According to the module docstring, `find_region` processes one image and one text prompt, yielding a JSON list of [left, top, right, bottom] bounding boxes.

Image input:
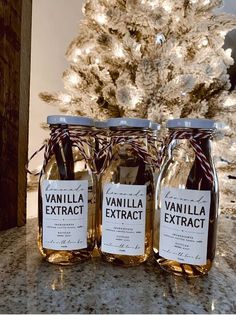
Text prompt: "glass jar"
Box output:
[[153, 119, 219, 277], [38, 115, 96, 265], [98, 118, 155, 266]]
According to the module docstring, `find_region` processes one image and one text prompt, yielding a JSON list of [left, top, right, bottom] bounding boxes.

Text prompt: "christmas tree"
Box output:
[[40, 0, 236, 212]]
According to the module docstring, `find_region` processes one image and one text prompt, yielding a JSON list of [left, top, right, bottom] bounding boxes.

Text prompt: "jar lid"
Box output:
[[167, 118, 216, 129], [107, 117, 151, 129], [94, 120, 108, 129], [47, 115, 94, 126], [214, 121, 227, 130], [150, 122, 161, 131]]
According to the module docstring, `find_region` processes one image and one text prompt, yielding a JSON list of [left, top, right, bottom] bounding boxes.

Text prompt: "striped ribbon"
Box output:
[[26, 126, 96, 175], [160, 130, 215, 184], [96, 130, 157, 174]]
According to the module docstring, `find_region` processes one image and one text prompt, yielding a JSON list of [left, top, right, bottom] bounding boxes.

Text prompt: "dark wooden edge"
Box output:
[[17, 0, 32, 227]]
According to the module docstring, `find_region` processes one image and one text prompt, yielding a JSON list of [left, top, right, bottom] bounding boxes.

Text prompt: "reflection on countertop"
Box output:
[[0, 215, 235, 314]]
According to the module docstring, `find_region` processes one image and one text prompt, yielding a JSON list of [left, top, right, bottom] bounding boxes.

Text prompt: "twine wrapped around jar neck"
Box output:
[[159, 129, 215, 184], [27, 126, 96, 175], [27, 127, 162, 176], [96, 129, 158, 174]]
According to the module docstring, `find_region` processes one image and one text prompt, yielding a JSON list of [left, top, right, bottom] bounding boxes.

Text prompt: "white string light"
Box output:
[[175, 46, 183, 59], [141, 0, 159, 8], [114, 43, 125, 58], [163, 0, 172, 13], [71, 45, 94, 63], [72, 48, 82, 63], [59, 94, 72, 104], [69, 73, 81, 85], [225, 48, 232, 59], [129, 86, 143, 109], [223, 93, 236, 107], [219, 30, 227, 38], [95, 13, 107, 25]]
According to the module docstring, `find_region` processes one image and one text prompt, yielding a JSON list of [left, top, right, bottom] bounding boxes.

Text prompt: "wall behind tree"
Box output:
[[28, 0, 83, 218]]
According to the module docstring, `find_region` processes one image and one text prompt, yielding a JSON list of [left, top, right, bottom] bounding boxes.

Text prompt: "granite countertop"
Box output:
[[0, 216, 235, 314]]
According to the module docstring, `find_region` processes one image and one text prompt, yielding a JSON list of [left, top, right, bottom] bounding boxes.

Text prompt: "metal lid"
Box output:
[[214, 121, 227, 130], [47, 115, 94, 126], [150, 122, 161, 131], [167, 118, 217, 129], [107, 117, 151, 129], [94, 120, 108, 129]]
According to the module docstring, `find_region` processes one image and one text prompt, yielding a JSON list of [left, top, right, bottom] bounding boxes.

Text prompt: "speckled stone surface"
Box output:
[[0, 215, 235, 314]]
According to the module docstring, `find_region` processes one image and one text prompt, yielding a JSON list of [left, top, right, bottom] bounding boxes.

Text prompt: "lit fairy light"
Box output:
[[69, 73, 81, 85], [95, 58, 100, 64], [141, 0, 159, 8], [85, 47, 91, 54], [223, 94, 236, 107], [176, 16, 180, 22], [90, 94, 98, 101], [211, 300, 215, 312], [219, 30, 227, 38], [196, 38, 208, 49], [135, 44, 141, 52], [202, 38, 208, 46], [95, 13, 107, 25], [59, 94, 72, 104], [72, 48, 82, 62], [163, 1, 172, 12], [114, 43, 125, 58], [175, 46, 183, 58], [130, 95, 141, 109], [129, 86, 143, 109], [225, 48, 232, 59], [198, 38, 209, 49], [72, 45, 94, 62]]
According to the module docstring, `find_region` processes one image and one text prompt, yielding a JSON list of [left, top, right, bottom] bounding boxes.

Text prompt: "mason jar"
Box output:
[[98, 118, 154, 266], [153, 118, 219, 277], [38, 115, 96, 265]]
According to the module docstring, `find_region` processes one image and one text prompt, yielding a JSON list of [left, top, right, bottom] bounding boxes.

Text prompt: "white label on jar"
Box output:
[[102, 183, 147, 256], [159, 187, 211, 265], [42, 180, 88, 250]]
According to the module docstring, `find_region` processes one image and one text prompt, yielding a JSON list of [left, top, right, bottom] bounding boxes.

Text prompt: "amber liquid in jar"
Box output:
[[98, 126, 154, 266], [38, 124, 96, 265], [153, 129, 219, 277]]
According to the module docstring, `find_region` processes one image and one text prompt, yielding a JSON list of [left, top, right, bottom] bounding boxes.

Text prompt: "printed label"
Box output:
[[102, 183, 147, 256], [159, 187, 211, 265], [42, 180, 88, 250]]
